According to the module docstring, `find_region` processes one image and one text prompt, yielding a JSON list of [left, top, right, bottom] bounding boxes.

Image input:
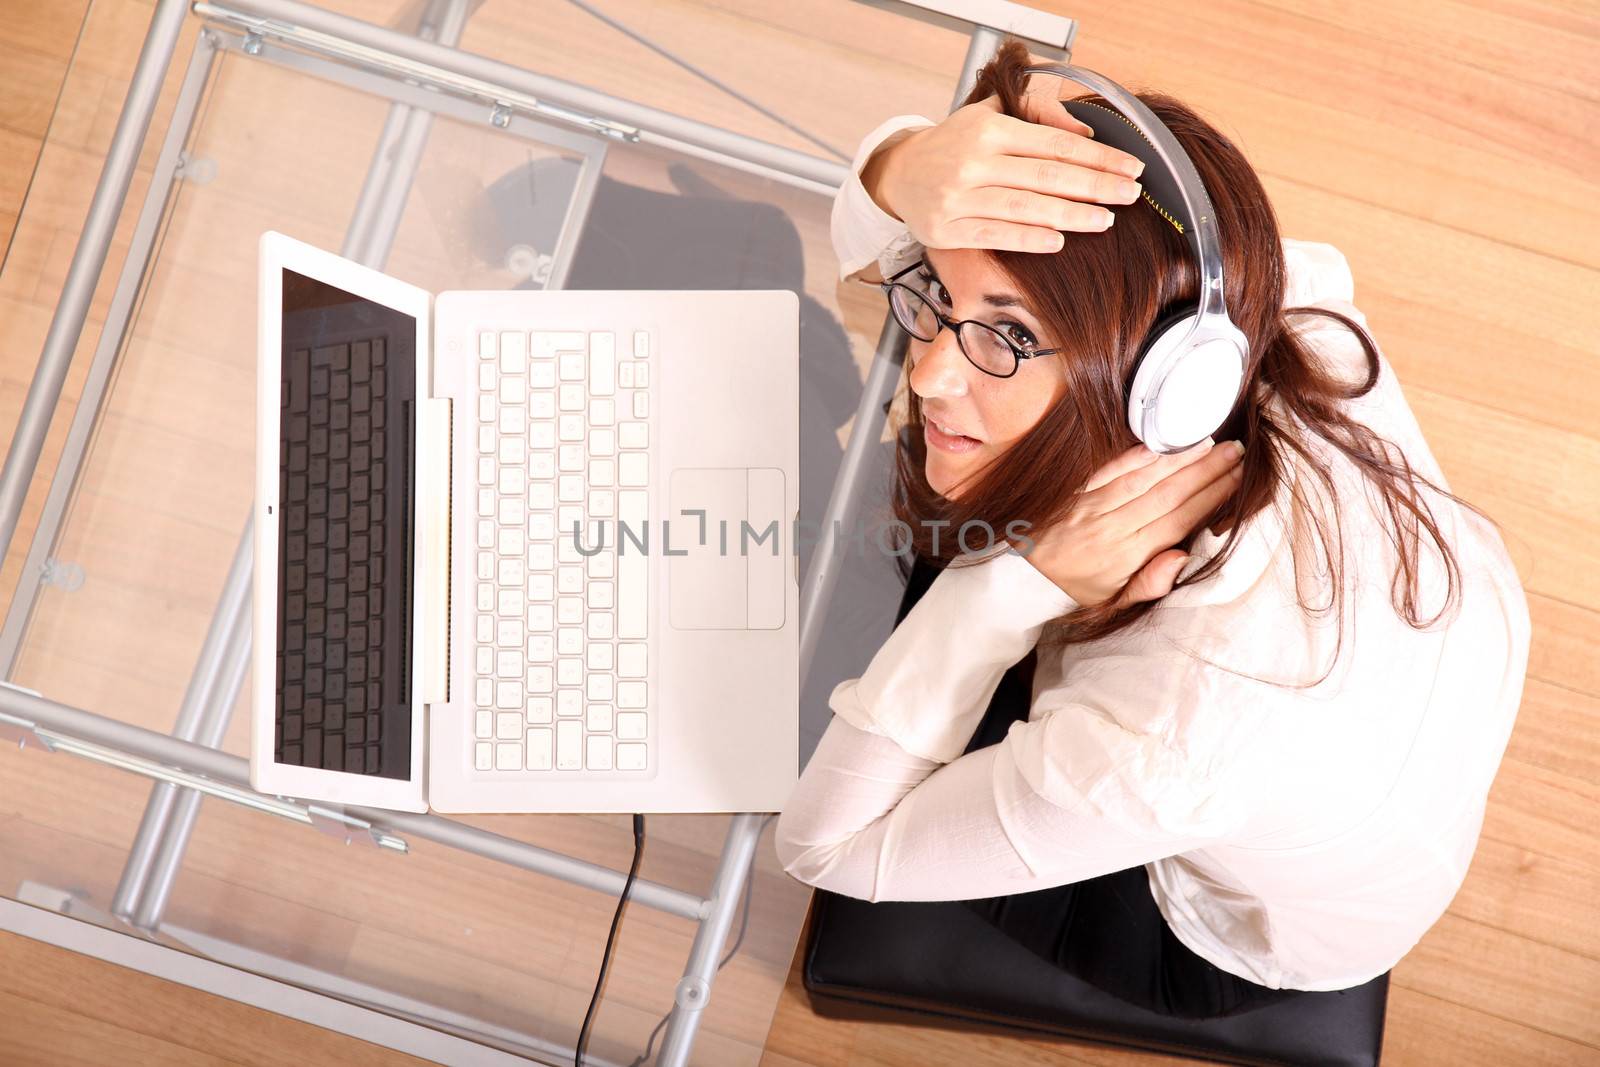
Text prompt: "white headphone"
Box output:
[[1021, 64, 1249, 455]]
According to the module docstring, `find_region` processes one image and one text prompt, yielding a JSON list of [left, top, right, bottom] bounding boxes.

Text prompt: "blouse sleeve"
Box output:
[[773, 550, 1257, 902], [831, 113, 937, 284]]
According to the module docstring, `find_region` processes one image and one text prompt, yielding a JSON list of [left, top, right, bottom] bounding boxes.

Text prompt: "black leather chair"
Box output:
[[799, 556, 1391, 1066]]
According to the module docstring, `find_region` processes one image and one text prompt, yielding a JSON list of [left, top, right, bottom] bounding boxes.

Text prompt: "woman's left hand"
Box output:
[[1016, 439, 1246, 609]]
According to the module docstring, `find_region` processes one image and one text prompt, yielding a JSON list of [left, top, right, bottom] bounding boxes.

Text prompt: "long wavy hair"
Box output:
[[887, 38, 1499, 684]]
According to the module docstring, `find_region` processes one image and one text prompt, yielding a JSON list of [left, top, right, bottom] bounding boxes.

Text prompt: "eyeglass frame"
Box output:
[[878, 259, 1066, 379]]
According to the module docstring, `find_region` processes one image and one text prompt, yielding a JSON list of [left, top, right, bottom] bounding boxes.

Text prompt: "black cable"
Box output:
[[576, 813, 647, 1067], [626, 813, 776, 1067]]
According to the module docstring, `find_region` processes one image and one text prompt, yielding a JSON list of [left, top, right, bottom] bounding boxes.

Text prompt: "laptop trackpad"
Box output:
[[668, 468, 786, 630]]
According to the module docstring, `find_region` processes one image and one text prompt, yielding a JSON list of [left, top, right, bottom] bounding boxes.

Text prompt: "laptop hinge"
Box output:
[[418, 397, 451, 706]]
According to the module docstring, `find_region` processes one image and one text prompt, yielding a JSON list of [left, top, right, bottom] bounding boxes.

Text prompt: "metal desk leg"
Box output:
[[0, 0, 192, 570], [654, 813, 767, 1067]]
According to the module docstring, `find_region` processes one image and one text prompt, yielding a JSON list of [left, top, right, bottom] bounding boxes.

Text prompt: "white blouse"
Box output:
[[773, 115, 1533, 991]]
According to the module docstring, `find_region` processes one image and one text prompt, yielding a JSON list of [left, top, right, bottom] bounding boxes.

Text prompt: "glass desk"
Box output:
[[0, 1, 1074, 1063]]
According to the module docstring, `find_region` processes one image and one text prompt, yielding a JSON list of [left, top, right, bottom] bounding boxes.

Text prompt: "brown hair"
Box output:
[[886, 38, 1499, 684]]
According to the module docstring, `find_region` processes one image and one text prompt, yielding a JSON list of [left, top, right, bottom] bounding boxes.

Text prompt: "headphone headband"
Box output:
[[1021, 64, 1229, 324]]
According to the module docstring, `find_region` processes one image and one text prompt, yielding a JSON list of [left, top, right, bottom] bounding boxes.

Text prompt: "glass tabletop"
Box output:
[[0, 1, 986, 1063]]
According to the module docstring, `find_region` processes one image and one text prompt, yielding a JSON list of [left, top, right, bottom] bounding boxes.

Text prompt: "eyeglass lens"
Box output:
[[889, 284, 1017, 376]]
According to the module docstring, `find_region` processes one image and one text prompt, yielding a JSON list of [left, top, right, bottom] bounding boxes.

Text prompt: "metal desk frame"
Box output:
[[0, 0, 1075, 1063]]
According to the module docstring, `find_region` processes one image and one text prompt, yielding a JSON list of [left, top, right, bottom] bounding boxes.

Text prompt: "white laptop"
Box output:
[[250, 230, 800, 814]]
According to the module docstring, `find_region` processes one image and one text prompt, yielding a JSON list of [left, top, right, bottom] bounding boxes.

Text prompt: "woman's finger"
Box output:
[[981, 153, 1144, 207], [955, 183, 1120, 233], [995, 112, 1145, 179], [1113, 442, 1242, 533], [1136, 459, 1245, 552], [1113, 548, 1191, 609], [936, 217, 1073, 254], [1095, 438, 1217, 505], [1019, 78, 1096, 137], [1082, 442, 1172, 494]]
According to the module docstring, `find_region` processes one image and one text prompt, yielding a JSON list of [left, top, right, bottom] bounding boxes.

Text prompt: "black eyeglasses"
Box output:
[[879, 260, 1065, 378]]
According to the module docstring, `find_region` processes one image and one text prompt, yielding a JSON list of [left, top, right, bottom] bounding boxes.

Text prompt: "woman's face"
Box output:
[[907, 248, 1070, 500]]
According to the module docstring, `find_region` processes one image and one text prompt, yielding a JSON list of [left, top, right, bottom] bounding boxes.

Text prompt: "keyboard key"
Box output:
[[475, 709, 493, 738], [498, 558, 525, 587], [586, 734, 613, 771], [633, 330, 649, 359], [479, 330, 498, 360], [619, 453, 648, 487], [556, 721, 582, 770], [557, 690, 582, 717], [529, 574, 555, 602], [589, 459, 615, 487], [497, 527, 525, 556], [498, 436, 526, 465], [587, 551, 615, 579], [479, 362, 496, 391], [557, 566, 583, 594], [589, 398, 614, 425], [586, 612, 614, 640], [527, 665, 554, 692], [558, 474, 583, 502], [495, 650, 522, 679], [496, 711, 523, 740], [530, 362, 556, 389], [475, 678, 494, 707], [529, 482, 555, 509], [528, 634, 554, 661], [478, 425, 495, 453], [589, 428, 615, 456], [499, 467, 525, 495], [618, 489, 649, 640], [559, 383, 584, 411], [557, 625, 583, 655], [586, 643, 614, 671], [633, 392, 649, 419], [617, 742, 647, 771], [556, 657, 582, 686], [559, 351, 585, 381], [558, 443, 584, 471], [500, 331, 527, 373], [498, 498, 525, 526], [588, 489, 614, 517], [618, 643, 646, 678], [530, 392, 556, 420], [477, 457, 495, 485], [558, 414, 584, 441], [497, 588, 524, 616], [586, 702, 613, 731], [635, 363, 649, 388], [534, 331, 585, 359], [619, 422, 648, 449], [500, 375, 526, 405], [476, 646, 493, 675], [617, 711, 647, 740], [557, 596, 583, 625], [618, 361, 634, 388], [586, 674, 614, 702], [617, 681, 647, 709], [478, 519, 496, 549], [589, 581, 615, 610], [477, 551, 494, 581], [496, 741, 522, 770], [499, 406, 527, 435], [478, 488, 495, 517], [528, 696, 553, 724], [530, 451, 556, 479], [477, 583, 495, 611], [497, 619, 523, 647], [590, 331, 615, 395], [475, 742, 493, 770], [496, 681, 523, 709], [527, 728, 553, 769]]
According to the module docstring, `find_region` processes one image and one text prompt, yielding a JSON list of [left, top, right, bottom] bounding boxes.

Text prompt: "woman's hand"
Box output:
[[865, 72, 1148, 255], [1020, 439, 1247, 609]]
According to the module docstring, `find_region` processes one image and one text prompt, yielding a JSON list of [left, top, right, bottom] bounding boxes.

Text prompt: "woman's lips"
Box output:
[[925, 418, 982, 453]]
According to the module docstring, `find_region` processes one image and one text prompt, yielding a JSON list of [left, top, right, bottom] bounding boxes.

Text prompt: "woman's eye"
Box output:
[[1002, 321, 1039, 351], [919, 273, 950, 308]]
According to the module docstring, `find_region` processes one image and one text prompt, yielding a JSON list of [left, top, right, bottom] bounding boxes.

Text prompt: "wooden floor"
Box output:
[[1, 0, 1597, 1065]]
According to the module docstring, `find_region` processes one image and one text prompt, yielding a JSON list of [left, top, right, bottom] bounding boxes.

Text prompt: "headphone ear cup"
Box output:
[[1125, 306, 1200, 433]]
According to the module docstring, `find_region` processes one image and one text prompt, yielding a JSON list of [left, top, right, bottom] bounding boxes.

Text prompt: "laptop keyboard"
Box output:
[[276, 335, 414, 779], [470, 328, 653, 774]]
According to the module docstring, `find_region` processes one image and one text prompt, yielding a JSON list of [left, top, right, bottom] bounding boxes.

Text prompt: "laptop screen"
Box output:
[[275, 268, 416, 780]]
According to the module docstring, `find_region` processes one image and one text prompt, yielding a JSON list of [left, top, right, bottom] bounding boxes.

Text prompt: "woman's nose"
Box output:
[[907, 329, 970, 400]]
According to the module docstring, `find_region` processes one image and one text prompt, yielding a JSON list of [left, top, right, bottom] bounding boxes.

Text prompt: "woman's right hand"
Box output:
[[865, 74, 1149, 255]]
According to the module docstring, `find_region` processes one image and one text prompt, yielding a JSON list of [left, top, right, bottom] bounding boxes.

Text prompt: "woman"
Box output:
[[774, 40, 1531, 1020]]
